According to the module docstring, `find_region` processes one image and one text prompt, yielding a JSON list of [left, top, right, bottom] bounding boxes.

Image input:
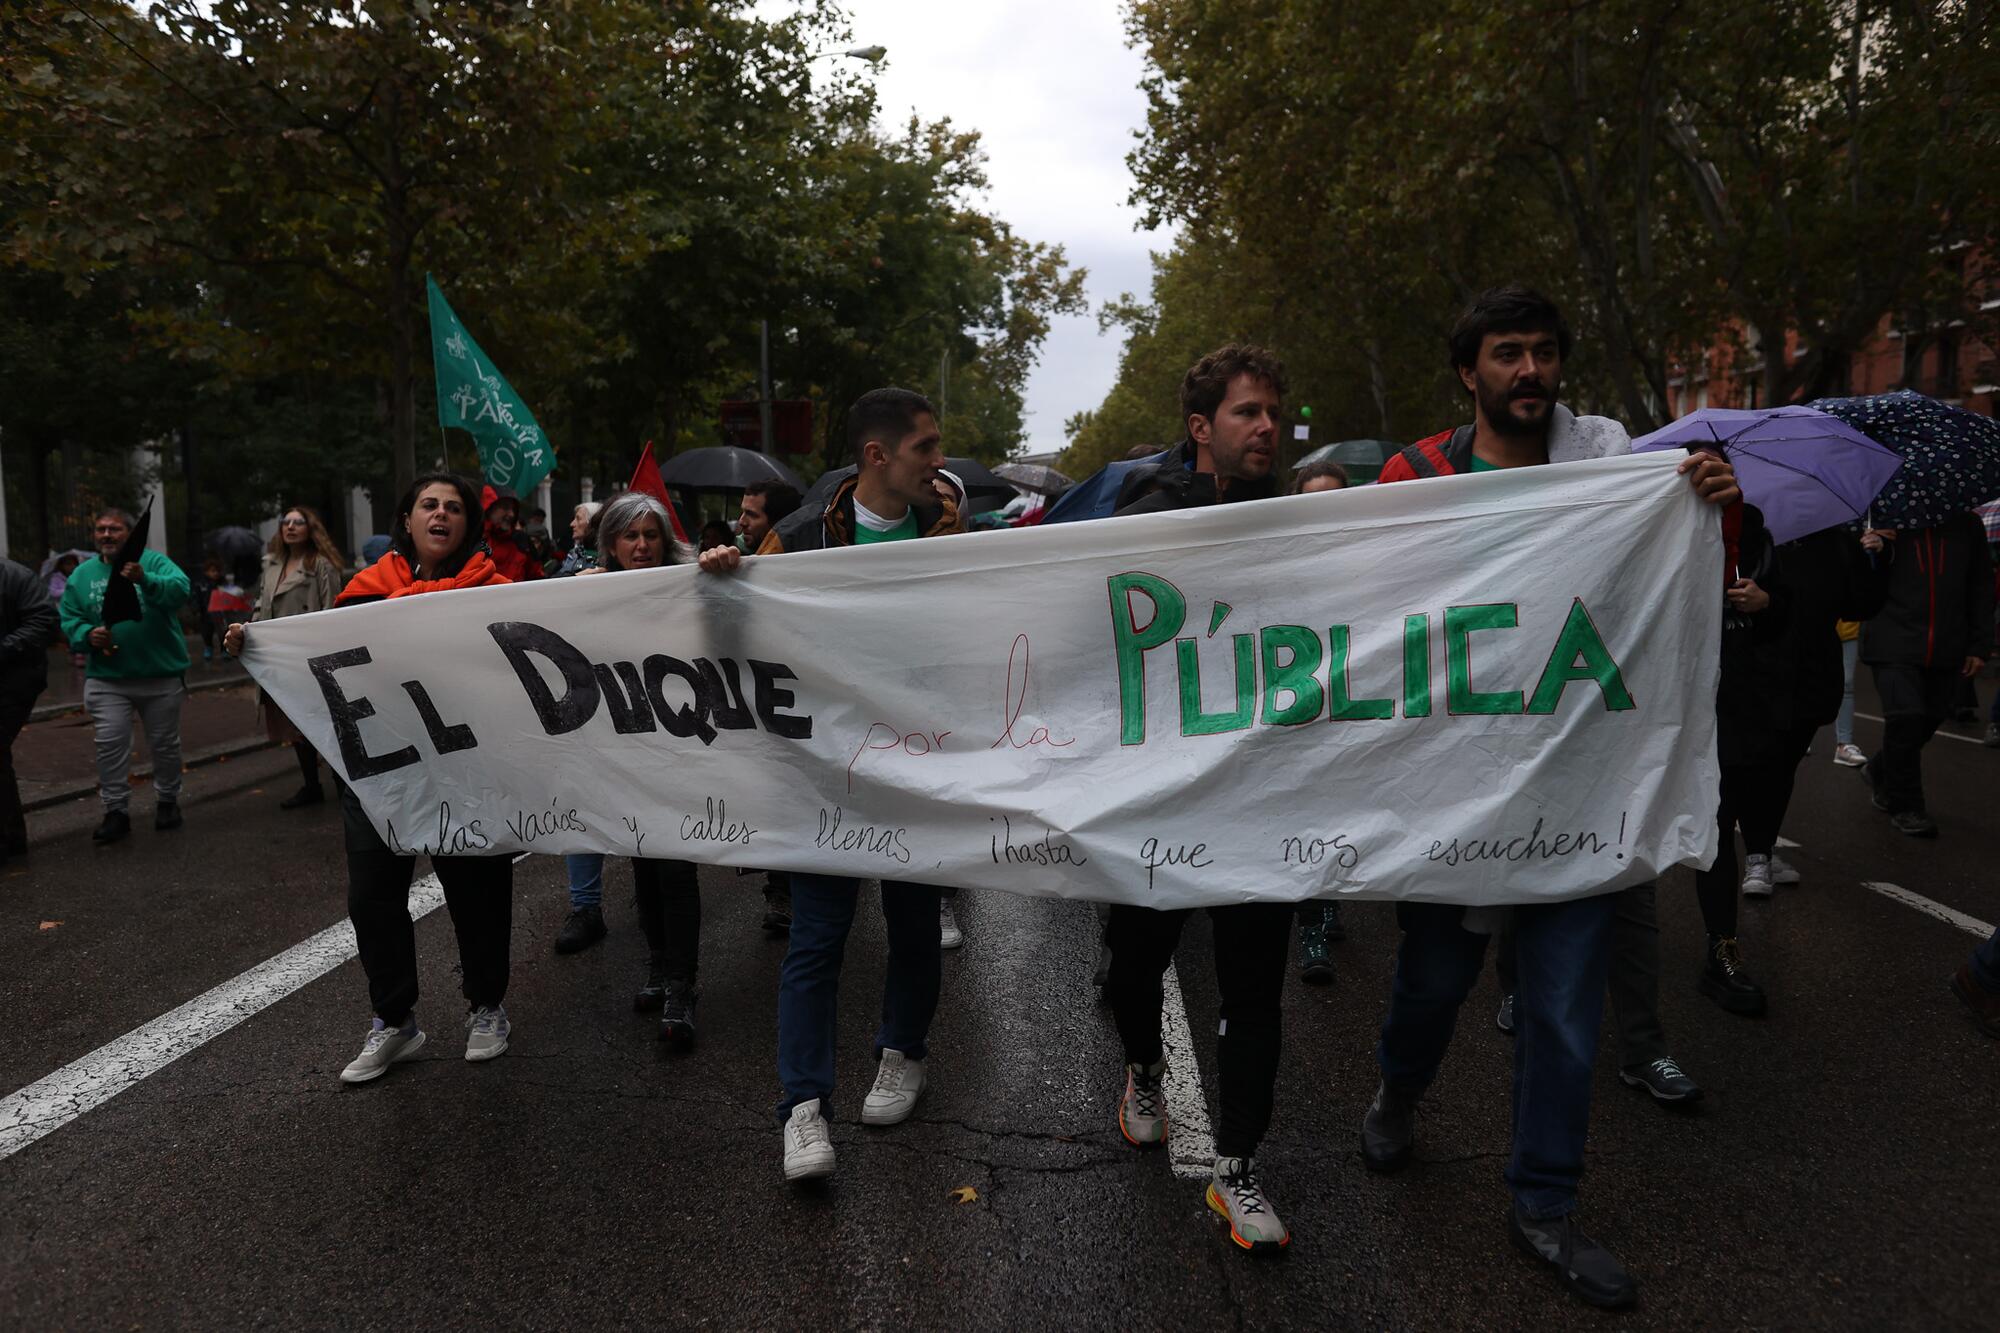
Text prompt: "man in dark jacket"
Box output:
[[0, 557, 55, 863], [1362, 287, 1739, 1310], [1102, 343, 1293, 1255], [1859, 512, 1994, 836], [699, 387, 961, 1187]]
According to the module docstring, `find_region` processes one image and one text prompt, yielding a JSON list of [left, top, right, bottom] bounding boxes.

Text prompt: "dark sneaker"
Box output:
[[1495, 992, 1515, 1035], [1985, 723, 2000, 750], [1093, 943, 1113, 989], [1361, 1081, 1418, 1172], [554, 904, 607, 955], [1950, 964, 2000, 1038], [1890, 810, 1939, 838], [658, 984, 698, 1051], [92, 810, 132, 844], [1323, 900, 1346, 941], [279, 785, 325, 810], [1858, 760, 1889, 812], [1297, 916, 1335, 984], [634, 953, 669, 1013], [1509, 1207, 1638, 1309], [761, 903, 793, 936], [1619, 1056, 1703, 1104], [1698, 936, 1768, 1017], [153, 801, 182, 831], [1206, 1156, 1289, 1253]]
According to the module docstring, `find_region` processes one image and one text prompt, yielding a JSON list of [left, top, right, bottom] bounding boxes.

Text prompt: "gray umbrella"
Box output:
[[993, 462, 1073, 496], [656, 446, 805, 491]]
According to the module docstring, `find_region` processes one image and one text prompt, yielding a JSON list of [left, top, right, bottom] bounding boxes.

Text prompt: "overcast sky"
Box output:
[[806, 0, 1170, 457]]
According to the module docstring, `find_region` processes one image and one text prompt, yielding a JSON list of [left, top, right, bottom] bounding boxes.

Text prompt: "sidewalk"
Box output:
[[32, 638, 251, 721], [16, 679, 276, 813]]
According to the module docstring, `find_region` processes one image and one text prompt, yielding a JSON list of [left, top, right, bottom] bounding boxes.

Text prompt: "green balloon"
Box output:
[[1299, 405, 1313, 419]]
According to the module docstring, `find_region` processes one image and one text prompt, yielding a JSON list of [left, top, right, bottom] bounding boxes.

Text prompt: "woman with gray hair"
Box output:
[[550, 489, 706, 1048], [555, 500, 605, 576]]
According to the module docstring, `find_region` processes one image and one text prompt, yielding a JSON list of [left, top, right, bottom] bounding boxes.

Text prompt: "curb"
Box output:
[[23, 736, 281, 814], [29, 672, 251, 724]]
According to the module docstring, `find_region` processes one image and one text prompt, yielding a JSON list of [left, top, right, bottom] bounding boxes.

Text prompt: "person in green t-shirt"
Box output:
[[56, 507, 192, 844]]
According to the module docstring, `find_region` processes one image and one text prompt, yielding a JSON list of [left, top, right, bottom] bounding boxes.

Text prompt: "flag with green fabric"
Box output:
[[426, 274, 555, 494]]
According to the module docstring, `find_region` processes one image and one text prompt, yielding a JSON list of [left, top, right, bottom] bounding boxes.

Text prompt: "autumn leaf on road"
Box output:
[[39, 921, 63, 930], [949, 1186, 978, 1204]]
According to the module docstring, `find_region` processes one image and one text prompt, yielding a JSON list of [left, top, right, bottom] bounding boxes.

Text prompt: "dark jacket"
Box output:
[[0, 557, 55, 693], [1858, 513, 1995, 670], [759, 473, 962, 554], [1112, 438, 1281, 516]]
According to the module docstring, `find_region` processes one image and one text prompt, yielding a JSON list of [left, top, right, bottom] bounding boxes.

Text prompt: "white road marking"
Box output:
[[1852, 712, 1988, 746], [1860, 882, 1994, 940], [1158, 961, 1217, 1180], [1775, 836, 1802, 849], [0, 871, 456, 1162]]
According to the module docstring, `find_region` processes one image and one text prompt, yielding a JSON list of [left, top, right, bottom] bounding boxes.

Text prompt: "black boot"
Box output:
[[1510, 1207, 1637, 1309], [634, 952, 669, 1012], [1361, 1081, 1419, 1172], [153, 800, 182, 831], [659, 982, 698, 1050], [279, 785, 325, 810], [93, 809, 132, 844], [1698, 935, 1767, 1016], [554, 904, 607, 956]]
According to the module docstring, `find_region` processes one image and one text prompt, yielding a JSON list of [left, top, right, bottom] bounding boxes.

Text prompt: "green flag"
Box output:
[[426, 274, 555, 494]]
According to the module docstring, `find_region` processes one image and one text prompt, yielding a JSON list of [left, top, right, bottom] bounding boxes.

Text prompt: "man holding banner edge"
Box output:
[[1365, 286, 1739, 1309]]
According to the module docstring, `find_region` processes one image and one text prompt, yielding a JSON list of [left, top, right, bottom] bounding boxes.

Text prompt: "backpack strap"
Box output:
[[1384, 429, 1459, 484]]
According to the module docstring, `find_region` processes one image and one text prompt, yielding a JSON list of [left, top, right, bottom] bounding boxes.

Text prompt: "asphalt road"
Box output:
[[3, 693, 1996, 1329]]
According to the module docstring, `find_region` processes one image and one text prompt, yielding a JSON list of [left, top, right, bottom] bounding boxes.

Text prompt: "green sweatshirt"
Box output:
[[57, 550, 192, 680]]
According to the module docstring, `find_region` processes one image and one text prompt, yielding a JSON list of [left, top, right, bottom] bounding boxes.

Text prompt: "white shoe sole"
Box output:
[[1741, 883, 1774, 899], [340, 1029, 426, 1084], [861, 1092, 921, 1126], [940, 930, 963, 950], [783, 1150, 836, 1182]]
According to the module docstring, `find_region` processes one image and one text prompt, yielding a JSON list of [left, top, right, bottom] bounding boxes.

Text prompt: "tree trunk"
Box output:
[[384, 85, 417, 499]]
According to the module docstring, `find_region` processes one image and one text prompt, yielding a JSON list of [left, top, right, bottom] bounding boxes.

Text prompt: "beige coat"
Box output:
[[252, 552, 343, 624]]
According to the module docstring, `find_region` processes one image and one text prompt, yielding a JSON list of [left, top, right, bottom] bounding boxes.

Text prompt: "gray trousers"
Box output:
[[1497, 881, 1666, 1069], [83, 676, 185, 812]]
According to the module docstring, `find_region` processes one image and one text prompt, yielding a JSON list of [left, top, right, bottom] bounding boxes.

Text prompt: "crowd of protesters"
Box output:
[[5, 285, 1997, 1311]]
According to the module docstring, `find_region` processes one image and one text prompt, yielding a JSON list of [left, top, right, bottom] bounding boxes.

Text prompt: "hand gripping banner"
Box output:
[[240, 454, 1721, 908]]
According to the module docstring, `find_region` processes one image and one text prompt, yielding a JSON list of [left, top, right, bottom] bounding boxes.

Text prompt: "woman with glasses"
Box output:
[[252, 505, 346, 808]]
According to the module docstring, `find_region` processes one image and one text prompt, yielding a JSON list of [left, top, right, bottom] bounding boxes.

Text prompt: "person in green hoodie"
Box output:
[[57, 507, 191, 844]]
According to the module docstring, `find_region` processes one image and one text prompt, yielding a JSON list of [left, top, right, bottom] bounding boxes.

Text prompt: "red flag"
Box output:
[[630, 441, 691, 543]]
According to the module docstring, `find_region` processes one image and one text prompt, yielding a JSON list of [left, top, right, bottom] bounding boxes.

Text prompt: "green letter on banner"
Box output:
[[1527, 599, 1636, 713], [1178, 635, 1256, 735], [1260, 625, 1324, 725], [1108, 573, 1187, 744], [1445, 605, 1525, 714], [1327, 625, 1394, 721], [1402, 614, 1433, 718]]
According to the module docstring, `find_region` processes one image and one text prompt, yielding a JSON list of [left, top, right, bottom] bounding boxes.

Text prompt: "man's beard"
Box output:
[[1478, 381, 1555, 442]]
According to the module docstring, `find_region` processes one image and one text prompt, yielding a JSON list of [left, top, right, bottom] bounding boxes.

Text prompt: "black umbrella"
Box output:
[[656, 446, 804, 492], [100, 502, 153, 627], [204, 525, 263, 562], [993, 461, 1073, 496]]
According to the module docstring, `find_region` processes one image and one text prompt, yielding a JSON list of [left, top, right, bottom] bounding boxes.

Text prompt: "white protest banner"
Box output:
[[240, 453, 1721, 908]]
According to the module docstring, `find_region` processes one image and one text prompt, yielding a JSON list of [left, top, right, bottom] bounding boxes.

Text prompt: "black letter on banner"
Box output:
[[643, 654, 718, 746], [697, 658, 755, 731], [594, 661, 658, 733], [400, 680, 478, 754], [309, 647, 420, 779], [750, 660, 813, 739], [488, 622, 600, 734]]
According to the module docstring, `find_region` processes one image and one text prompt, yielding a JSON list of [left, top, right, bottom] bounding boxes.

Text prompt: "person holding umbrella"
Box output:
[[57, 507, 192, 845]]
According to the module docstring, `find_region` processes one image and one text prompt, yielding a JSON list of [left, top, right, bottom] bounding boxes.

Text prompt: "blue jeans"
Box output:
[[1377, 893, 1617, 1220], [775, 875, 942, 1122], [566, 853, 603, 909], [1971, 927, 2000, 993], [1836, 638, 1858, 745]]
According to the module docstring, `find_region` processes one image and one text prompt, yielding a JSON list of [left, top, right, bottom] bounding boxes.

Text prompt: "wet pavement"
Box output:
[[2, 690, 1996, 1328]]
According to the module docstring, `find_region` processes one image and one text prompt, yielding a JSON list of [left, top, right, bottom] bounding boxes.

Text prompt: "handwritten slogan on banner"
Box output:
[[239, 454, 1722, 909]]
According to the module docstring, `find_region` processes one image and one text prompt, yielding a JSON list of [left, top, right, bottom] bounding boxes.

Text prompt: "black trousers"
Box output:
[[634, 857, 701, 985], [1694, 726, 1816, 937], [0, 680, 41, 851], [340, 782, 512, 1026], [1106, 901, 1292, 1158], [1871, 663, 1958, 814]]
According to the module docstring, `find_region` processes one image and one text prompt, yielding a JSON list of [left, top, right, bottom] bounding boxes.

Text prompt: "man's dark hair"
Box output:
[[1290, 461, 1350, 494], [1123, 443, 1168, 462], [1180, 344, 1287, 430], [847, 387, 937, 466], [743, 479, 803, 524], [527, 507, 546, 522], [1448, 286, 1572, 372]]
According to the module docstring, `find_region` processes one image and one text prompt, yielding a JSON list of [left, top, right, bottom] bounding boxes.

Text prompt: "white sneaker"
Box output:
[[1741, 854, 1774, 899], [1207, 1156, 1289, 1252], [1833, 743, 1867, 767], [939, 900, 963, 950], [861, 1048, 926, 1125], [340, 1019, 425, 1084], [464, 1004, 510, 1062], [1767, 853, 1801, 885], [783, 1099, 836, 1181], [1119, 1059, 1169, 1148]]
